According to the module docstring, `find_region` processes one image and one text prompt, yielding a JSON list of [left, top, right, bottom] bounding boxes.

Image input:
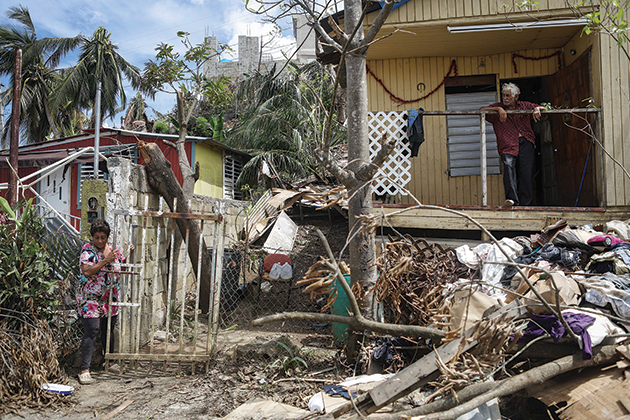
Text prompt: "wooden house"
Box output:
[[0, 129, 249, 233], [324, 0, 630, 234]]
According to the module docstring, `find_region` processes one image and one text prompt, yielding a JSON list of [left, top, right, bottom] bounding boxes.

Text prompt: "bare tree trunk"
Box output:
[[138, 140, 214, 312], [168, 90, 197, 302], [345, 0, 378, 319]]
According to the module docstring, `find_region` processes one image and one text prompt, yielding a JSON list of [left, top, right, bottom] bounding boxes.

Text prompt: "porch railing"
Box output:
[[420, 108, 601, 206]]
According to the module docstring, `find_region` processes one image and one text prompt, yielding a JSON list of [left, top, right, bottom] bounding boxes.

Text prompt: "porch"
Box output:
[[375, 203, 630, 236]]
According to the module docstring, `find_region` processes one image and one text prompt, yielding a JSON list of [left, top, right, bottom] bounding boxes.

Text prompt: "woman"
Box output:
[[77, 218, 133, 385]]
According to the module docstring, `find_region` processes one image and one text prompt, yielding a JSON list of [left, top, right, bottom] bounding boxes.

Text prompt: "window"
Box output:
[[445, 76, 501, 177], [223, 154, 244, 200]]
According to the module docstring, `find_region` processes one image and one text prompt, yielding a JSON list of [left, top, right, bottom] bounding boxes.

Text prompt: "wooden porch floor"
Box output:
[[374, 204, 630, 233]]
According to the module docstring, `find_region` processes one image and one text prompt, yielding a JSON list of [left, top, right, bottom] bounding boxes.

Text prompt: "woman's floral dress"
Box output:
[[77, 242, 125, 318]]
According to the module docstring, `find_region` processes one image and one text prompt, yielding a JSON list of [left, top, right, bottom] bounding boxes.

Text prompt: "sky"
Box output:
[[0, 0, 299, 130]]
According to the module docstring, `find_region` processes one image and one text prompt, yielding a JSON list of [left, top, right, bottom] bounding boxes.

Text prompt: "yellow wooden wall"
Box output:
[[367, 48, 567, 206], [599, 34, 630, 206], [367, 0, 579, 25], [193, 143, 224, 198]]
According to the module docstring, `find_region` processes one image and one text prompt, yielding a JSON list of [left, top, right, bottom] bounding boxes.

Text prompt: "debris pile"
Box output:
[[290, 218, 630, 419], [0, 313, 72, 415], [360, 218, 630, 418], [374, 235, 475, 327]]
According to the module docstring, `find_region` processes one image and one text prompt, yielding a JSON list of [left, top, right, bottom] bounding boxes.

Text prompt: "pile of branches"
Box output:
[[374, 235, 476, 326], [0, 310, 74, 415]]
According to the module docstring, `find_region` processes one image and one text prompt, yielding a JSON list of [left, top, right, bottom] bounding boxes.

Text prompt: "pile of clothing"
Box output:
[[453, 218, 630, 357]]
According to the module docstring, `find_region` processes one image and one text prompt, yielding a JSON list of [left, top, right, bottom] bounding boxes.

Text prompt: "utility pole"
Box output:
[[93, 79, 101, 179], [7, 48, 22, 207], [0, 82, 5, 146]]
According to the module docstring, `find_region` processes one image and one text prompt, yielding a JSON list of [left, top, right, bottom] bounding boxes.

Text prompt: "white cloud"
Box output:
[[0, 0, 306, 127]]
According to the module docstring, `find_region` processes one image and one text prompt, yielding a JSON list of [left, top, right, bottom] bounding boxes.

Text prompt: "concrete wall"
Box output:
[[105, 157, 250, 351]]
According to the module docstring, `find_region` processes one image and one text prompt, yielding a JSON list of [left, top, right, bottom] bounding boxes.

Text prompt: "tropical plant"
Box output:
[[0, 197, 53, 322], [227, 61, 347, 189], [0, 5, 80, 144], [55, 26, 141, 128], [140, 31, 232, 197], [572, 0, 630, 60], [123, 91, 152, 130], [141, 33, 231, 142]]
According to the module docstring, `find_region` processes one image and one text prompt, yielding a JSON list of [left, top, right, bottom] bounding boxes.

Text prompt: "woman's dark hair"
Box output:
[[90, 218, 111, 237]]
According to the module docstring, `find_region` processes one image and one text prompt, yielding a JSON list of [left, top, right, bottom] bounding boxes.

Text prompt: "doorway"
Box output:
[[544, 48, 596, 207]]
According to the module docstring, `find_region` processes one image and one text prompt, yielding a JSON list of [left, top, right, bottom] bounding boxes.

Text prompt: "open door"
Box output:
[[545, 49, 597, 207]]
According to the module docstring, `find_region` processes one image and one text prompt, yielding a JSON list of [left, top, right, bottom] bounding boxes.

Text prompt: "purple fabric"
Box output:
[[522, 312, 596, 359]]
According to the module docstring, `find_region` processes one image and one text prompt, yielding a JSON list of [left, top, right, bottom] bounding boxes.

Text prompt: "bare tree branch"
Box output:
[[362, 0, 397, 47], [314, 147, 357, 186], [353, 133, 396, 181], [252, 311, 445, 340]]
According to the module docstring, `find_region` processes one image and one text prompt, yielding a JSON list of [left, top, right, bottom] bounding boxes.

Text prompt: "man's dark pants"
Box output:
[[500, 136, 534, 206]]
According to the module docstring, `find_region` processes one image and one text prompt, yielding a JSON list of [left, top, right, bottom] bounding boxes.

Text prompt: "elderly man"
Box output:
[[480, 83, 545, 207]]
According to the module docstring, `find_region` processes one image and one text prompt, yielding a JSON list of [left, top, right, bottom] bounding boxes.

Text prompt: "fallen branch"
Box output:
[[374, 380, 498, 420], [251, 312, 444, 340], [252, 228, 445, 340], [401, 344, 620, 420]]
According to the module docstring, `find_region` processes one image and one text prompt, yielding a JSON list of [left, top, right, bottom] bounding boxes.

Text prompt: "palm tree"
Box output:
[[122, 92, 149, 130], [228, 62, 346, 188], [0, 5, 80, 144], [55, 26, 141, 128]]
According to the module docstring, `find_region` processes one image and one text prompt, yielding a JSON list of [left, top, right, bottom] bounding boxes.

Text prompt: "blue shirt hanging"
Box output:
[[407, 108, 425, 158]]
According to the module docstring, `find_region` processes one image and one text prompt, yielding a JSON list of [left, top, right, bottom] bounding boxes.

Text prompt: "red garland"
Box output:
[[512, 51, 562, 74], [366, 59, 458, 106]]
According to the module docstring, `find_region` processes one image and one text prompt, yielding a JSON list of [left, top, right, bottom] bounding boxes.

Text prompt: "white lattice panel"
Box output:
[[368, 111, 411, 196]]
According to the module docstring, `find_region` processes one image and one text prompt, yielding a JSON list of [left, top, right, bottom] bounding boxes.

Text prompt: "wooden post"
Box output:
[[7, 48, 22, 207]]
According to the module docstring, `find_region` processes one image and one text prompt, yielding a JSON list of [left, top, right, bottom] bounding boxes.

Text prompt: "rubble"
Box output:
[[286, 218, 630, 419]]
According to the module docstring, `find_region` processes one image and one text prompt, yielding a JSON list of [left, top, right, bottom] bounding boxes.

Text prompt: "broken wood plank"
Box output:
[[616, 344, 630, 360], [96, 399, 134, 420], [329, 336, 476, 418], [370, 337, 476, 408]]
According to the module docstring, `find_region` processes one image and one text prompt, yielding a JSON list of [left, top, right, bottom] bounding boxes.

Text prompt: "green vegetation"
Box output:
[[0, 197, 53, 321], [227, 61, 347, 189], [267, 341, 308, 375]]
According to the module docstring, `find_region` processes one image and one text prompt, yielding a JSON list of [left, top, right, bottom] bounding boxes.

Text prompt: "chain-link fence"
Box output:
[[215, 212, 350, 334]]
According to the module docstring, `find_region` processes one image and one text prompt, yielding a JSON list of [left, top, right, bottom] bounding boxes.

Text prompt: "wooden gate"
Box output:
[[104, 195, 225, 374]]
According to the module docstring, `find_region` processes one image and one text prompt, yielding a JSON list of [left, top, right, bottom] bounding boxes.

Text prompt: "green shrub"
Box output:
[[0, 198, 55, 322]]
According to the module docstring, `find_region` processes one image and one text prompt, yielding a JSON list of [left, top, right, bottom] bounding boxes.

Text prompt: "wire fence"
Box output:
[[216, 245, 331, 332]]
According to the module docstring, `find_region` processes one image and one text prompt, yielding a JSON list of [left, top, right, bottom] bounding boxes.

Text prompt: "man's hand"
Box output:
[[532, 106, 545, 122], [498, 107, 507, 122]]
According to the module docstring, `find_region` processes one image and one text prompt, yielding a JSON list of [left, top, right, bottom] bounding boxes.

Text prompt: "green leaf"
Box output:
[[0, 196, 16, 220]]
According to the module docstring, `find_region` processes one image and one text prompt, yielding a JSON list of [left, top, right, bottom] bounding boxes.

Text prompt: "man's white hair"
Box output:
[[502, 82, 520, 96]]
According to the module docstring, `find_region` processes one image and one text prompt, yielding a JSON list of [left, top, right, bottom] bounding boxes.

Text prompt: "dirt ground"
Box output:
[[2, 213, 357, 420], [2, 329, 345, 420]]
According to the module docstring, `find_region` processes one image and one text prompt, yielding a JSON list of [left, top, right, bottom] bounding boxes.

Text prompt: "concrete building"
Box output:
[[204, 15, 316, 81]]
